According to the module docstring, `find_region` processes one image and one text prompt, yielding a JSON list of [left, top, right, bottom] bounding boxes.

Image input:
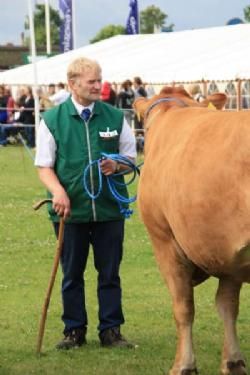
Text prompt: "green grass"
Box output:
[[0, 146, 249, 375]]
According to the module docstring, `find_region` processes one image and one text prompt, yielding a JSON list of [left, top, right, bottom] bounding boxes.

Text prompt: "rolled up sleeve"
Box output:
[[34, 119, 56, 167], [119, 118, 137, 159]]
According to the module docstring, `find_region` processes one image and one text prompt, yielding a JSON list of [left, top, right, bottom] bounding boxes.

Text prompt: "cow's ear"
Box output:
[[201, 93, 227, 110], [160, 86, 174, 95]]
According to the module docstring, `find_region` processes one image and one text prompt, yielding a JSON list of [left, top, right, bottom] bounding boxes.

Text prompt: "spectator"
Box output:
[[133, 77, 147, 130], [133, 76, 147, 99], [117, 80, 135, 126], [136, 131, 144, 154], [145, 83, 155, 98], [5, 86, 15, 123], [0, 85, 8, 124], [16, 86, 27, 107], [48, 83, 56, 96], [38, 88, 54, 112], [0, 85, 8, 146], [189, 84, 205, 102], [18, 86, 35, 148], [1, 87, 19, 144], [100, 81, 117, 106], [49, 82, 70, 105]]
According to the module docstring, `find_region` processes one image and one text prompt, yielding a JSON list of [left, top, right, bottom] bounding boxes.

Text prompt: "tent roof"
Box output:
[[0, 23, 250, 85]]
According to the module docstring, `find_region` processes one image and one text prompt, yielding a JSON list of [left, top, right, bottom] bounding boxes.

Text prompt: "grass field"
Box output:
[[0, 145, 249, 375]]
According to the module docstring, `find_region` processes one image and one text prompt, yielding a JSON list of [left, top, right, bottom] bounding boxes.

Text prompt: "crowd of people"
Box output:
[[0, 77, 154, 151], [0, 82, 70, 147]]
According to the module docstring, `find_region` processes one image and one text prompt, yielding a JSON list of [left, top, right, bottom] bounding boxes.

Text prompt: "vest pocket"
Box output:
[[99, 137, 119, 153]]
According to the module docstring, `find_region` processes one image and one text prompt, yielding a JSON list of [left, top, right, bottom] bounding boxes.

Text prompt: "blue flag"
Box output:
[[59, 0, 73, 52], [126, 0, 139, 34]]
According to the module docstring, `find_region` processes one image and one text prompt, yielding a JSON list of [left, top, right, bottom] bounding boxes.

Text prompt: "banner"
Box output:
[[59, 0, 73, 52], [126, 0, 139, 34]]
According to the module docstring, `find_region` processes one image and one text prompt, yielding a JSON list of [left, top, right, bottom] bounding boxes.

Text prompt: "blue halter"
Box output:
[[145, 97, 188, 118]]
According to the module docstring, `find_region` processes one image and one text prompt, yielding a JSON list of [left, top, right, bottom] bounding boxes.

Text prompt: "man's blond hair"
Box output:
[[67, 57, 101, 81]]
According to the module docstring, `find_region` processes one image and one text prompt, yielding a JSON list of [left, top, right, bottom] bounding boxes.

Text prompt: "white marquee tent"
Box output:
[[0, 23, 250, 86]]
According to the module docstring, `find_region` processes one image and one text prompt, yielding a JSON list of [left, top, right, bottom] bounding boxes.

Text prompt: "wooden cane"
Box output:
[[34, 199, 65, 354]]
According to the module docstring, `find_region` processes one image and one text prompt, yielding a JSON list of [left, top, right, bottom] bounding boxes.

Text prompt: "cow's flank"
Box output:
[[134, 86, 249, 375]]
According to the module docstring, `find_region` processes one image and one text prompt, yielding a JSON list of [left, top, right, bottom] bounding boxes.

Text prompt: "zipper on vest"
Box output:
[[84, 118, 97, 221]]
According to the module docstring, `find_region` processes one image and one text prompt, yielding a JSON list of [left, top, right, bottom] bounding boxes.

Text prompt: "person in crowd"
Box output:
[[49, 82, 70, 105], [145, 83, 155, 98], [38, 88, 54, 112], [189, 84, 206, 102], [100, 81, 117, 106], [18, 86, 35, 148], [116, 80, 135, 126], [0, 85, 8, 146], [133, 76, 147, 99], [0, 85, 8, 124], [0, 86, 20, 144], [48, 83, 56, 96], [5, 86, 15, 123], [16, 86, 27, 107], [35, 56, 136, 350], [136, 131, 145, 153], [133, 77, 147, 131]]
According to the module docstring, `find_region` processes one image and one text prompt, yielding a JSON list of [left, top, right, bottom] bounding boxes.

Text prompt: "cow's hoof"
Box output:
[[169, 367, 198, 375], [181, 369, 198, 375], [221, 360, 247, 375]]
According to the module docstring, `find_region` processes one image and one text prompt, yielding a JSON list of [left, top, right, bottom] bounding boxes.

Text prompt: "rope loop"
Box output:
[[83, 153, 141, 218]]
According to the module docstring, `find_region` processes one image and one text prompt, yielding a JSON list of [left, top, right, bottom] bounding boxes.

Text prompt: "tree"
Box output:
[[24, 4, 61, 48], [90, 25, 126, 44], [244, 5, 250, 22], [89, 5, 173, 44], [140, 5, 174, 34]]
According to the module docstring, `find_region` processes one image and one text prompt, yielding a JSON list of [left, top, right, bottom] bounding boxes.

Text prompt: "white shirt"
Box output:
[[49, 89, 70, 105], [35, 97, 137, 167]]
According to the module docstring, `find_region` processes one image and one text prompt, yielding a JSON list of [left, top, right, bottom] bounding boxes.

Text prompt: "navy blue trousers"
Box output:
[[53, 220, 125, 334]]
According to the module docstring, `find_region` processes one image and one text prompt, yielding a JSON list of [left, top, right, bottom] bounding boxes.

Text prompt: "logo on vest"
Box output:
[[99, 127, 118, 139]]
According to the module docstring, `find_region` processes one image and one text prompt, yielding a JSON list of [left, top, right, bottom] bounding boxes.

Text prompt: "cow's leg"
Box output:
[[215, 278, 247, 375], [151, 233, 197, 375]]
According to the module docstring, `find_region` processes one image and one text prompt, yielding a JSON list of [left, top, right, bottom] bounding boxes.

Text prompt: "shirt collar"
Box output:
[[71, 96, 95, 116]]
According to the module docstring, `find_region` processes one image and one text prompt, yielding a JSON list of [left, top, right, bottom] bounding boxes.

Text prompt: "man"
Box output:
[[49, 82, 70, 105], [48, 83, 56, 96], [35, 57, 136, 350]]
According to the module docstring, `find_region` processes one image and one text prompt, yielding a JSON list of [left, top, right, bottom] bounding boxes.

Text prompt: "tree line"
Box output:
[[24, 4, 250, 48]]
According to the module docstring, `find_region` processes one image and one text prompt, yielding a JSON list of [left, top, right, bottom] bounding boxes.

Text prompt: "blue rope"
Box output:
[[83, 152, 140, 218]]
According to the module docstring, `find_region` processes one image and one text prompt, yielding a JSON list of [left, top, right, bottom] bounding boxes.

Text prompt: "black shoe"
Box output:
[[99, 327, 134, 348], [56, 327, 87, 350]]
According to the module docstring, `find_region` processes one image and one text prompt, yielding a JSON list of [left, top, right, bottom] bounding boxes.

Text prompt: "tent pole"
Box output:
[[237, 79, 242, 111]]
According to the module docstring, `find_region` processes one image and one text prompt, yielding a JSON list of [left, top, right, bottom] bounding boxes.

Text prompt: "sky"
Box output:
[[0, 0, 249, 48]]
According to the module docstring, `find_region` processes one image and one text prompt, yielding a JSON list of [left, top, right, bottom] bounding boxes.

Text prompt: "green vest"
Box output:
[[42, 97, 128, 223]]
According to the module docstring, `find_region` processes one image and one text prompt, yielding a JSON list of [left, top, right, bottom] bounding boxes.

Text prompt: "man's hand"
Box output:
[[100, 158, 117, 176], [52, 189, 71, 219], [37, 167, 71, 220]]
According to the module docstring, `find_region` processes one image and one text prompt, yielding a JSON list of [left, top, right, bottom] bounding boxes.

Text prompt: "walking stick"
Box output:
[[33, 199, 65, 354]]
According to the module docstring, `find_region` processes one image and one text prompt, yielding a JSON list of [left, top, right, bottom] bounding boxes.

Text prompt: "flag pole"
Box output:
[[45, 0, 51, 54], [72, 0, 76, 48], [137, 0, 140, 34], [27, 0, 40, 145]]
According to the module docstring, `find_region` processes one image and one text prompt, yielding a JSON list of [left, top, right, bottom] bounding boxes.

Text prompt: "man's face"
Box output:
[[70, 67, 102, 105], [48, 86, 55, 95]]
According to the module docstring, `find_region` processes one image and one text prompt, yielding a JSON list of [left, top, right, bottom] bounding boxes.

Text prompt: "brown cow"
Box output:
[[133, 86, 250, 375]]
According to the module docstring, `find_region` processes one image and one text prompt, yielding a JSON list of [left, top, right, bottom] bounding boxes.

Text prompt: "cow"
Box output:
[[133, 86, 250, 375]]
